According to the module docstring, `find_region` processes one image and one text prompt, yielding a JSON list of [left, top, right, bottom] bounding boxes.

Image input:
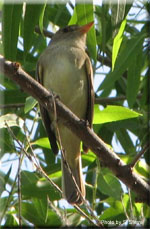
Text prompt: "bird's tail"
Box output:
[[62, 155, 85, 205]]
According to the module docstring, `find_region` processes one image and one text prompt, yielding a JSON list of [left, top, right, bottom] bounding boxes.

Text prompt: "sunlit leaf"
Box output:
[[135, 161, 150, 179], [24, 96, 37, 113], [82, 151, 96, 164], [69, 7, 77, 25], [39, 2, 47, 36], [93, 105, 142, 124], [0, 114, 24, 129], [112, 18, 127, 70], [100, 32, 145, 90], [32, 137, 50, 149]]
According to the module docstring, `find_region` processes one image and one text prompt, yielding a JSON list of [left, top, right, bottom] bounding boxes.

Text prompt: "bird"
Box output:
[[36, 21, 94, 205]]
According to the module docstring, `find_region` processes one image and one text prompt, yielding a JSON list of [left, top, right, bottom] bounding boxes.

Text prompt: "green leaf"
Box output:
[[100, 206, 125, 224], [39, 2, 47, 36], [93, 105, 142, 124], [97, 173, 123, 200], [135, 160, 150, 179], [127, 48, 142, 108], [23, 4, 44, 56], [4, 165, 12, 184], [0, 128, 14, 157], [115, 129, 135, 154], [76, 3, 97, 61], [143, 204, 150, 218], [112, 18, 127, 70], [0, 197, 9, 219], [0, 171, 6, 196], [2, 90, 27, 104], [0, 114, 24, 129], [111, 0, 126, 36], [24, 96, 37, 113], [21, 198, 60, 226], [67, 212, 81, 226], [4, 214, 18, 226], [2, 4, 23, 60], [98, 4, 111, 53], [21, 171, 61, 201], [32, 137, 50, 149], [68, 7, 77, 25], [46, 4, 71, 27], [32, 198, 47, 223], [82, 151, 96, 165], [100, 32, 145, 90], [21, 201, 62, 226]]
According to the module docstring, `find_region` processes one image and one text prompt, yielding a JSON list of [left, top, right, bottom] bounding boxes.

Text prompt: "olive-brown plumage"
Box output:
[[37, 22, 94, 205]]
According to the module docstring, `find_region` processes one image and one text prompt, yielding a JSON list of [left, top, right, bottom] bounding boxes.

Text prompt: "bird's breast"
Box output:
[[41, 47, 88, 118]]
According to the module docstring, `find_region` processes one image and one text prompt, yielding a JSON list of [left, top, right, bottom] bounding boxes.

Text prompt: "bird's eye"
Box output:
[[63, 27, 69, 33]]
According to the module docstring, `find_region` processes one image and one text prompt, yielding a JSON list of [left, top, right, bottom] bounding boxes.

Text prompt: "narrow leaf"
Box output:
[[93, 105, 142, 124], [68, 7, 77, 25], [24, 96, 37, 113], [2, 4, 22, 60], [32, 137, 50, 149], [112, 18, 127, 70], [39, 2, 47, 36], [100, 32, 145, 90], [23, 4, 44, 56], [127, 45, 143, 108], [111, 0, 126, 36], [76, 3, 97, 61], [115, 129, 135, 154]]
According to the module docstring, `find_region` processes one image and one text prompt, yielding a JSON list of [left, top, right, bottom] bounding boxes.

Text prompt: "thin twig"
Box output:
[[6, 121, 102, 227], [0, 173, 18, 225], [97, 54, 112, 67], [74, 204, 99, 226], [18, 152, 22, 227], [121, 194, 130, 221], [95, 93, 142, 105], [129, 144, 149, 168], [6, 121, 62, 194], [47, 197, 65, 225], [0, 103, 25, 109], [49, 94, 103, 227], [0, 125, 20, 224]]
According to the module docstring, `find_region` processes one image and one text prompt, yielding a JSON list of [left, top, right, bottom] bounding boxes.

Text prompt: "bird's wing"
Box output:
[[36, 62, 59, 155], [83, 57, 95, 153]]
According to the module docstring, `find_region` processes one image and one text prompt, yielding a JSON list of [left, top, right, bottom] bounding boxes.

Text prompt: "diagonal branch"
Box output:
[[0, 55, 150, 206]]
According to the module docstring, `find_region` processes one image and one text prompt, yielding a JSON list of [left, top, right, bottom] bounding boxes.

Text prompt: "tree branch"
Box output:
[[95, 94, 142, 105], [0, 55, 150, 205], [0, 103, 24, 109]]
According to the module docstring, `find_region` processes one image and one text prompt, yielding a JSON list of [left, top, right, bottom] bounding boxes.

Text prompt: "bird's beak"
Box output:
[[79, 21, 94, 34]]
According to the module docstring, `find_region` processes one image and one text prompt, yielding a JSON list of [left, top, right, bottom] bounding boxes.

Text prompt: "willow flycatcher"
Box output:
[[37, 21, 94, 205]]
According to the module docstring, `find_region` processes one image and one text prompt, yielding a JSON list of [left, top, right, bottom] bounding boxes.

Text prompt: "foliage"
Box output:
[[0, 0, 150, 227]]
